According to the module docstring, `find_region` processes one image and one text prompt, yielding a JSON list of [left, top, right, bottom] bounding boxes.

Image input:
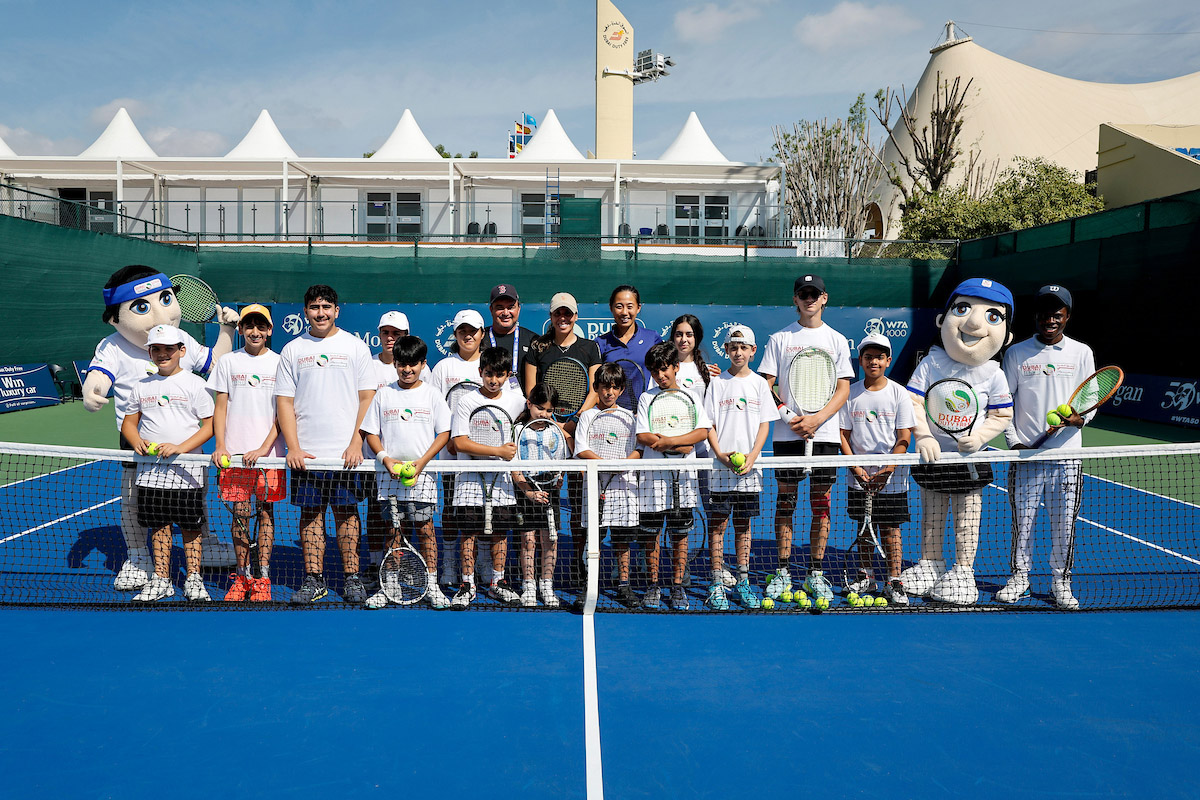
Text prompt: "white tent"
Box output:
[[0, 133, 16, 157], [516, 109, 585, 161], [373, 109, 441, 159], [225, 109, 298, 159], [78, 107, 157, 158], [659, 112, 728, 162]]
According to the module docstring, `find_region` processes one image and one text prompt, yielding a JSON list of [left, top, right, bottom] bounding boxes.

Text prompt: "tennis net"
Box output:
[[0, 441, 1197, 611]]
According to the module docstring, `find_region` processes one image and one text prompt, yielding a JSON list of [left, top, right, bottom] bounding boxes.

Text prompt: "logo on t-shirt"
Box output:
[[867, 410, 880, 422], [157, 394, 170, 406], [317, 354, 330, 367], [681, 376, 696, 389], [247, 374, 261, 386], [1043, 363, 1057, 376], [297, 353, 349, 371], [735, 397, 746, 410], [400, 408, 413, 421]]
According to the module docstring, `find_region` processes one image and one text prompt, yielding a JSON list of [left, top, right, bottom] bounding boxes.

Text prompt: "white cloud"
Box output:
[[145, 126, 226, 156], [0, 123, 82, 156], [675, 1, 773, 44], [89, 98, 151, 127], [795, 2, 920, 52]]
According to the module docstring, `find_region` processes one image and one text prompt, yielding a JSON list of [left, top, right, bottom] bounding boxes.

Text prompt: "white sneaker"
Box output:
[[520, 580, 538, 607], [133, 574, 174, 602], [719, 568, 737, 588], [1052, 576, 1079, 610], [200, 534, 236, 568], [899, 559, 946, 598], [365, 590, 390, 609], [538, 579, 560, 608], [183, 572, 211, 601], [884, 579, 909, 607], [426, 583, 451, 610], [996, 571, 1031, 604], [845, 570, 875, 595], [114, 560, 149, 591], [930, 564, 978, 606], [765, 569, 792, 599]]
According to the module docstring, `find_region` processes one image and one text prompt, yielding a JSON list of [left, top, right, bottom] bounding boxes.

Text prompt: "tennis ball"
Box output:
[[762, 597, 774, 610], [1046, 411, 1062, 426], [846, 591, 860, 604], [1057, 403, 1073, 418], [730, 452, 746, 470], [390, 462, 404, 475], [796, 590, 808, 603], [399, 462, 418, 480], [798, 595, 811, 608], [815, 596, 830, 611], [874, 596, 888, 608], [146, 442, 160, 456], [401, 476, 417, 488], [781, 590, 793, 602], [218, 454, 231, 469], [860, 594, 873, 606]]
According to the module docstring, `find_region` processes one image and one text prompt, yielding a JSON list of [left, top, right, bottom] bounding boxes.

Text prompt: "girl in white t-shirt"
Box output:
[[669, 314, 714, 403]]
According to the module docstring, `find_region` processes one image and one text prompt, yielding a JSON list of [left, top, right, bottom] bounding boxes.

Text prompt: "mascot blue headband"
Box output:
[[946, 277, 1013, 309], [102, 273, 173, 307]]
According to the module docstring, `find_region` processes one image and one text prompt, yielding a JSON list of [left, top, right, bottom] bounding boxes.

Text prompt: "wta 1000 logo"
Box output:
[[864, 317, 909, 339]]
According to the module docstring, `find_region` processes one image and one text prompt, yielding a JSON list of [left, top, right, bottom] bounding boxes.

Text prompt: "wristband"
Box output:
[[375, 450, 389, 461]]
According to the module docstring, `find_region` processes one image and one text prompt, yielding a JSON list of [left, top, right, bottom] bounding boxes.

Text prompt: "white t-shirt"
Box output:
[[907, 346, 1013, 452], [275, 329, 375, 459], [362, 357, 432, 457], [450, 389, 527, 507], [1002, 335, 1096, 449], [758, 321, 855, 444], [704, 370, 777, 493], [206, 348, 283, 457], [360, 381, 451, 504], [838, 378, 915, 493], [90, 330, 212, 429], [676, 361, 709, 403], [575, 406, 639, 528], [635, 386, 712, 512], [120, 371, 214, 490]]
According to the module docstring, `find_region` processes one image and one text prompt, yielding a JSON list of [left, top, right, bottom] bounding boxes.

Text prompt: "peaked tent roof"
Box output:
[[515, 109, 584, 161], [373, 109, 441, 159], [659, 112, 728, 162], [0, 132, 16, 157], [225, 109, 298, 159], [78, 107, 158, 158]]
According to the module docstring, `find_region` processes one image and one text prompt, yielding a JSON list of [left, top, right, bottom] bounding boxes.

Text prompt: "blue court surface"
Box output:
[[2, 607, 1197, 798]]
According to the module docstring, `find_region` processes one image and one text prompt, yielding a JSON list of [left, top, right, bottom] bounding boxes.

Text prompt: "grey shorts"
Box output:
[[386, 498, 435, 526]]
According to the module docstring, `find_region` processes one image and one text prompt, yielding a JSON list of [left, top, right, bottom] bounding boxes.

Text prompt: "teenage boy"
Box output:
[[276, 285, 376, 604], [838, 333, 916, 605], [703, 326, 775, 610], [208, 304, 285, 601], [120, 324, 215, 602], [758, 274, 854, 602], [484, 284, 537, 394]]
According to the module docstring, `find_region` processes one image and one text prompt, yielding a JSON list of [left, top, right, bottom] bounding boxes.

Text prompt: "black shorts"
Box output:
[[706, 491, 761, 519], [847, 489, 911, 526], [912, 462, 993, 495], [774, 440, 839, 485], [137, 487, 206, 530], [455, 505, 517, 535], [119, 432, 136, 470], [640, 509, 695, 536], [608, 526, 641, 545], [515, 494, 562, 531], [563, 472, 583, 523], [290, 470, 367, 509]]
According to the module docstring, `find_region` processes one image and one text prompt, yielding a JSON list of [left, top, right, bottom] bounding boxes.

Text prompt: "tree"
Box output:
[[435, 145, 479, 159]]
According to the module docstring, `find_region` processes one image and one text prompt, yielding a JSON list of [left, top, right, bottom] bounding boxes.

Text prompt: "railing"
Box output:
[[0, 183, 194, 245]]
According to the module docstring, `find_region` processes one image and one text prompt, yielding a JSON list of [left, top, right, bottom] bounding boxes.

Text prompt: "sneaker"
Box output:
[[615, 584, 638, 608], [930, 564, 978, 606], [114, 559, 149, 591], [290, 574, 328, 605], [132, 574, 174, 602], [342, 573, 367, 604], [639, 587, 662, 610], [845, 570, 875, 595], [426, 583, 451, 610], [706, 583, 730, 611], [183, 572, 211, 602], [364, 590, 390, 609], [884, 579, 908, 607], [899, 558, 946, 598], [803, 570, 834, 603], [249, 576, 272, 602], [450, 582, 475, 610], [539, 579, 560, 608], [996, 571, 1031, 604], [668, 584, 689, 611], [765, 569, 792, 599], [1052, 576, 1079, 610], [520, 580, 538, 608], [487, 579, 521, 605], [734, 578, 762, 609], [225, 573, 251, 602]]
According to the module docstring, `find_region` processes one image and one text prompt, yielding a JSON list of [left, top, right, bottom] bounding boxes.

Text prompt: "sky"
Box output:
[[2, 0, 1200, 162]]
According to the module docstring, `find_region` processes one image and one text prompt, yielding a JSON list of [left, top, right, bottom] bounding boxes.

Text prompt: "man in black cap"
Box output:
[[485, 284, 537, 395]]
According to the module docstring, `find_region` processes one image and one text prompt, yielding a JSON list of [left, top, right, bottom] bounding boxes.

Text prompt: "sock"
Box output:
[[260, 565, 270, 580], [711, 569, 722, 585], [464, 574, 475, 588], [426, 571, 438, 588], [738, 565, 749, 581], [237, 566, 249, 578]]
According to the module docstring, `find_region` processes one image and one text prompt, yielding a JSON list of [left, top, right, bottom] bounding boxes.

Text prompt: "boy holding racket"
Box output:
[[838, 333, 916, 606], [998, 285, 1094, 609], [208, 304, 286, 602], [120, 324, 215, 602], [758, 274, 854, 603], [361, 335, 453, 609], [450, 346, 526, 609], [704, 326, 775, 610], [635, 342, 713, 610]]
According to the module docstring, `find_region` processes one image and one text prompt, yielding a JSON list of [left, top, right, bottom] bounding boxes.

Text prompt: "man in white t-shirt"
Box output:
[[276, 285, 377, 605], [757, 274, 854, 603], [997, 284, 1095, 610]]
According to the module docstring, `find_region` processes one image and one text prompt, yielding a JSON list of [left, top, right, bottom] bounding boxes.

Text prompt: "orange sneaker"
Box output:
[[225, 573, 251, 601], [249, 576, 273, 602]]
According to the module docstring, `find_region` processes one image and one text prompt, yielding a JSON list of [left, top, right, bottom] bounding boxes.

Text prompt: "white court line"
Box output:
[[1, 460, 94, 490], [1084, 471, 1200, 511], [582, 613, 605, 800], [0, 496, 120, 544]]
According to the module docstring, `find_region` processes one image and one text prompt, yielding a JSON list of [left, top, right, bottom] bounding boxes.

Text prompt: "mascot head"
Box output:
[[101, 265, 182, 347], [935, 277, 1014, 367]]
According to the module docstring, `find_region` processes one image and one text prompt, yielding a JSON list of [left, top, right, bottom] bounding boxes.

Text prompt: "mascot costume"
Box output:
[[901, 278, 1014, 605], [83, 265, 241, 590]]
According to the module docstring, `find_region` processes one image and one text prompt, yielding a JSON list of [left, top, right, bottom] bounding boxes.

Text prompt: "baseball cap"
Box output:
[[452, 309, 485, 330], [947, 277, 1014, 309], [723, 325, 757, 346], [378, 311, 410, 330], [1036, 284, 1073, 311], [239, 303, 272, 325], [857, 333, 892, 354], [145, 324, 186, 348], [550, 292, 578, 314], [490, 284, 520, 304], [794, 274, 826, 294]]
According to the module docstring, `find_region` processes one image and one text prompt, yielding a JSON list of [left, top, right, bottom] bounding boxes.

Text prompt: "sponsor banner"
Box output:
[[0, 363, 61, 413], [1103, 372, 1200, 429]]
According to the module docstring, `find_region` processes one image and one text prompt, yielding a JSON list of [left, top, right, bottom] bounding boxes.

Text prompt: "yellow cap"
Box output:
[[239, 304, 273, 325]]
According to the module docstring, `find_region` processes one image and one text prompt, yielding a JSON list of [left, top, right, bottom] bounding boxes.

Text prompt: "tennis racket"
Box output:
[[925, 378, 982, 481], [785, 347, 837, 474], [544, 357, 590, 421], [379, 536, 429, 606], [170, 274, 220, 324], [445, 379, 481, 411], [219, 461, 268, 580], [588, 407, 636, 513], [516, 419, 569, 542], [648, 389, 698, 509], [467, 404, 515, 537], [1029, 366, 1124, 448], [610, 358, 647, 413], [856, 475, 886, 563]]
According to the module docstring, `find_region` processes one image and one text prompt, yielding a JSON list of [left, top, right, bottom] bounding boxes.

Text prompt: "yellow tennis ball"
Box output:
[[815, 597, 830, 611], [1057, 404, 1072, 418], [390, 462, 404, 475], [860, 594, 874, 606], [781, 590, 793, 602], [401, 476, 417, 488], [146, 442, 159, 456], [846, 591, 860, 605], [798, 595, 811, 607], [1046, 411, 1062, 426], [218, 454, 231, 469], [730, 452, 746, 470], [399, 462, 418, 479], [874, 596, 888, 608], [762, 598, 774, 610]]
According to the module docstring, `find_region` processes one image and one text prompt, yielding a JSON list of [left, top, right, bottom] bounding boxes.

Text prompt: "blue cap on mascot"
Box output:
[[946, 277, 1013, 309]]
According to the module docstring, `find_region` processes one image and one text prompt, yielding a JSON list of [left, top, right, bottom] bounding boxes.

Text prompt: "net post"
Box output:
[[584, 461, 601, 615]]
